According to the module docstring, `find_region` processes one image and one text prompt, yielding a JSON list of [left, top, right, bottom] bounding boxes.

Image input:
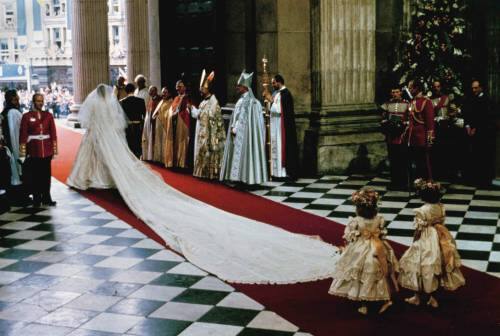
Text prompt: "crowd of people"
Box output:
[[0, 70, 299, 211], [380, 78, 496, 189], [110, 71, 298, 187], [0, 86, 73, 118]]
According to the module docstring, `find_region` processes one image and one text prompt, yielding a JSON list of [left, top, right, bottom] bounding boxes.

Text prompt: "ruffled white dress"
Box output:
[[399, 203, 465, 293], [66, 85, 340, 285], [329, 215, 399, 301]]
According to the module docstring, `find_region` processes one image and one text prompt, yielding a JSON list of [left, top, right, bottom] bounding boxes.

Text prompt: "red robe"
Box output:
[[19, 111, 57, 158]]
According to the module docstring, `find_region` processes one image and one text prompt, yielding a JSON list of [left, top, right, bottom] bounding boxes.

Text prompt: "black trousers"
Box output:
[[126, 124, 143, 158], [409, 146, 432, 181], [433, 125, 465, 181], [387, 144, 408, 187], [24, 157, 53, 203], [465, 131, 496, 187]]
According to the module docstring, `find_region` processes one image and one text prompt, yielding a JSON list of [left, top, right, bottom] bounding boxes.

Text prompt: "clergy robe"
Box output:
[[220, 91, 268, 185], [1, 107, 22, 185], [153, 97, 173, 163], [141, 96, 161, 161], [191, 94, 226, 179], [164, 94, 191, 168], [269, 87, 299, 180]]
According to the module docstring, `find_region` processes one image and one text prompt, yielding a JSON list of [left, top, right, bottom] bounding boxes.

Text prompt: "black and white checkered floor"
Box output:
[[0, 180, 311, 336], [248, 174, 500, 278]]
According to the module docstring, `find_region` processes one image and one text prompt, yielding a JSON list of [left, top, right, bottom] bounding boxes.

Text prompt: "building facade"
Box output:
[[0, 0, 126, 90]]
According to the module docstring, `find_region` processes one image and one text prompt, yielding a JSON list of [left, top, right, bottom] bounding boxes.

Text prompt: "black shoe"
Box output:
[[42, 200, 57, 206]]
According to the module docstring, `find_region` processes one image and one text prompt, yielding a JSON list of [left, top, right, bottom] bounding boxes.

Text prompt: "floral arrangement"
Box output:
[[392, 0, 470, 97], [414, 178, 442, 192], [351, 188, 379, 208]]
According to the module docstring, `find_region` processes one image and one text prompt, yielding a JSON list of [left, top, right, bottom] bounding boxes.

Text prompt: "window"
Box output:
[[0, 39, 8, 51], [112, 0, 120, 14], [5, 4, 15, 26], [0, 39, 9, 62], [53, 0, 61, 16], [62, 1, 66, 14], [13, 38, 18, 50], [45, 4, 50, 16], [112, 26, 120, 45], [54, 28, 62, 48]]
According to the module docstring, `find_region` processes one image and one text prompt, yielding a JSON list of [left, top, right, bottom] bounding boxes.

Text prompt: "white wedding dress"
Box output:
[[67, 84, 339, 284]]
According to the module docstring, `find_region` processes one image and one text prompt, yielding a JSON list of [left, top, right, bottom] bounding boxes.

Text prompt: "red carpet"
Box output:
[[53, 125, 500, 336]]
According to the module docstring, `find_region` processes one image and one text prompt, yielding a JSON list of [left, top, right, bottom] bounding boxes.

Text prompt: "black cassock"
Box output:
[[279, 88, 299, 180]]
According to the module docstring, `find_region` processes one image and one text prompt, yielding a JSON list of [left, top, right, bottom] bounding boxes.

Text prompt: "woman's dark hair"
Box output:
[[355, 204, 378, 219], [2, 90, 18, 113]]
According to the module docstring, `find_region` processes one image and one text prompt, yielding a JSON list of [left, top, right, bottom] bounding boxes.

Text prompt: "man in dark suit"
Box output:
[[462, 79, 496, 187], [120, 83, 146, 158]]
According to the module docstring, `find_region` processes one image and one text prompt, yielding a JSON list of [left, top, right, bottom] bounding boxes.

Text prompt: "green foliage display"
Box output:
[[393, 0, 470, 97]]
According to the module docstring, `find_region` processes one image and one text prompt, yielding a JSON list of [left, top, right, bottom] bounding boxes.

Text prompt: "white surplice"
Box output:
[[270, 89, 287, 178]]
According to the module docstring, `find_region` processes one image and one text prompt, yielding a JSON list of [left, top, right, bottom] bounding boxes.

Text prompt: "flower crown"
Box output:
[[351, 188, 379, 208], [414, 178, 443, 193]]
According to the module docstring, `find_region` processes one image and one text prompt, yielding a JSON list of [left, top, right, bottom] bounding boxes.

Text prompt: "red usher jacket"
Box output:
[[19, 110, 58, 158]]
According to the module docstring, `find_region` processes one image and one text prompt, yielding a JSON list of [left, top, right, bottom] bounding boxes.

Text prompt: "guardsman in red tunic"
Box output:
[[19, 93, 58, 206], [380, 86, 410, 190], [407, 80, 435, 181]]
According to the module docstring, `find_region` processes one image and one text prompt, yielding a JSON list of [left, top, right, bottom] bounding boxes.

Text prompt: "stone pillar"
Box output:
[[254, 0, 311, 164], [225, 0, 255, 104], [312, 0, 376, 111], [68, 0, 109, 127], [148, 0, 161, 88], [487, 8, 500, 181], [306, 0, 384, 174], [125, 0, 149, 83]]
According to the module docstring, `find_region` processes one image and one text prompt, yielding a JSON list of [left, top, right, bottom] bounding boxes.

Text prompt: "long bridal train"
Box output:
[[67, 84, 339, 284]]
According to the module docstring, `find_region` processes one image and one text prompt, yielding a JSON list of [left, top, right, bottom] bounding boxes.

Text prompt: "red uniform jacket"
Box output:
[[19, 111, 57, 158], [380, 99, 410, 145], [408, 95, 435, 147]]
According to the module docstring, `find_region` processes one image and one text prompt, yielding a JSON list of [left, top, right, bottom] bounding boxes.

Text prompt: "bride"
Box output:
[[67, 84, 339, 284]]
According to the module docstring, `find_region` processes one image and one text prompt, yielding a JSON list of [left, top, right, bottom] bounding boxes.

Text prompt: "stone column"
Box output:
[[125, 0, 149, 84], [148, 0, 161, 88], [254, 0, 311, 164], [312, 0, 376, 112], [487, 9, 500, 181], [307, 0, 384, 174], [68, 0, 109, 126]]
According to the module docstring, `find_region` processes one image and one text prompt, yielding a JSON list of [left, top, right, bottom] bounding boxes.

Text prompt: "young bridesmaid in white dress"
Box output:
[[329, 187, 399, 315], [399, 179, 465, 308]]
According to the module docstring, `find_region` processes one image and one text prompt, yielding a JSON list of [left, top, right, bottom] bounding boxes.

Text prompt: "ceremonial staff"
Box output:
[[261, 56, 272, 179]]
